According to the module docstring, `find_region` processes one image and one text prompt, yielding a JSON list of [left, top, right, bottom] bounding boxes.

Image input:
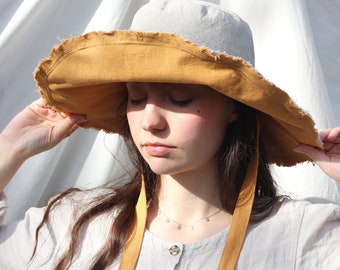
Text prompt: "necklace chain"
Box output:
[[157, 207, 222, 230]]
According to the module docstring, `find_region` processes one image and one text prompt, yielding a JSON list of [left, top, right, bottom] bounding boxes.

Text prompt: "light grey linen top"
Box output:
[[0, 190, 339, 269]]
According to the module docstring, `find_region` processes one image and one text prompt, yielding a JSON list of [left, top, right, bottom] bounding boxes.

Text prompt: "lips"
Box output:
[[143, 142, 175, 156]]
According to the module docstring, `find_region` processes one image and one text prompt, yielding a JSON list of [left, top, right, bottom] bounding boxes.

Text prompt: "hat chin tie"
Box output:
[[118, 175, 147, 270], [217, 119, 259, 269], [119, 120, 260, 270]]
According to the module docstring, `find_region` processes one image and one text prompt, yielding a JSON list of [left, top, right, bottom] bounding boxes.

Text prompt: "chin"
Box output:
[[148, 163, 183, 176]]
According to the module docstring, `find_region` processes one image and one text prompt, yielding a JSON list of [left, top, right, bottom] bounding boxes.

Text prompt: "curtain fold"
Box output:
[[1, 0, 339, 223]]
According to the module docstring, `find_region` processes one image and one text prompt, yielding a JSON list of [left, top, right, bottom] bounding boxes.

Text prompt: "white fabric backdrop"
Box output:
[[0, 0, 339, 223]]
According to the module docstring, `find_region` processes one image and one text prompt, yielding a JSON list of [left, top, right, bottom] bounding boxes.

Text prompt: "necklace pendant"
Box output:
[[176, 225, 182, 230]]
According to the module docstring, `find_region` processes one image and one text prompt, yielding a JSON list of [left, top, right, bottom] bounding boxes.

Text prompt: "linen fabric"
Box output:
[[0, 191, 339, 269], [130, 0, 255, 65]]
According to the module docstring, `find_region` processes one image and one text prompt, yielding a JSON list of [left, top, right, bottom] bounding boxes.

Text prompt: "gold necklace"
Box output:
[[157, 207, 222, 230]]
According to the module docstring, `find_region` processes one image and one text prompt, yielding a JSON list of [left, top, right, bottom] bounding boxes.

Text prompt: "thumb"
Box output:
[[293, 144, 325, 163], [52, 114, 86, 141]]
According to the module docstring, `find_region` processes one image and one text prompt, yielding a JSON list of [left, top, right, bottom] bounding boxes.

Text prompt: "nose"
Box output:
[[141, 103, 167, 132]]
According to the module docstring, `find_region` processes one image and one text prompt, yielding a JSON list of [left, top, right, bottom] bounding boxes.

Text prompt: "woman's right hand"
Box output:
[[0, 98, 86, 159], [0, 98, 86, 192]]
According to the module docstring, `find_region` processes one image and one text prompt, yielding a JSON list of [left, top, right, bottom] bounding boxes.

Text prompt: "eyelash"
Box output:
[[129, 98, 193, 107], [171, 99, 193, 107], [130, 98, 146, 106]]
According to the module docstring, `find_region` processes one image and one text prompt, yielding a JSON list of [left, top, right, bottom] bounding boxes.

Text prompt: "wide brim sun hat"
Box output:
[[34, 0, 322, 269]]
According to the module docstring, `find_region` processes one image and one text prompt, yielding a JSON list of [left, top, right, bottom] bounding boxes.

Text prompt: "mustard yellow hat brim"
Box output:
[[35, 30, 322, 166]]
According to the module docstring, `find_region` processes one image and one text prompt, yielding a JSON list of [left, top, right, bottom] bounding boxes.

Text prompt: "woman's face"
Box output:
[[126, 83, 237, 177]]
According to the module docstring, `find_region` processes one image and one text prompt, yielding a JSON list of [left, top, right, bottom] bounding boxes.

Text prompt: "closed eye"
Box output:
[[171, 99, 193, 107], [129, 98, 147, 106]]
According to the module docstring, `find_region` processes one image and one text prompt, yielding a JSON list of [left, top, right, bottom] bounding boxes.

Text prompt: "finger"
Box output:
[[325, 144, 340, 156], [70, 114, 87, 124], [51, 115, 86, 141], [52, 121, 79, 142], [293, 144, 327, 163], [319, 129, 331, 141], [320, 127, 340, 142], [29, 98, 46, 110], [323, 141, 334, 151], [34, 98, 46, 106], [293, 144, 339, 180]]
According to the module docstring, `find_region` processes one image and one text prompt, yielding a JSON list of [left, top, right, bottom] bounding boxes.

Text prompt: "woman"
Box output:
[[0, 0, 339, 269]]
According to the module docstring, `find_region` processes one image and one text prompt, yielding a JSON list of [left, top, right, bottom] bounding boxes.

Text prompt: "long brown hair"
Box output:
[[31, 101, 281, 269]]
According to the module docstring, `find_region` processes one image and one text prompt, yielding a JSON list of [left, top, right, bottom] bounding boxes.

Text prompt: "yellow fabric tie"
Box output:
[[118, 176, 147, 270], [217, 149, 259, 268], [217, 119, 260, 269]]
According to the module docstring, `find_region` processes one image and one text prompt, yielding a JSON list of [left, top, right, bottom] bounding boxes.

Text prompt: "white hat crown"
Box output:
[[130, 0, 255, 66]]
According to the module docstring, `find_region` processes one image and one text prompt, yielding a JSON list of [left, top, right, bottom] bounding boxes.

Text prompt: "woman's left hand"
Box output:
[[294, 127, 340, 182]]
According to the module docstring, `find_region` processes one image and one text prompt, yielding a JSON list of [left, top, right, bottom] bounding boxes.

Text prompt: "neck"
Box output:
[[147, 163, 232, 243], [157, 172, 221, 219]]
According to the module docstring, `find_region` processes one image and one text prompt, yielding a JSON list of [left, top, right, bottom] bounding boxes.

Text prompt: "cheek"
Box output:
[[178, 115, 226, 148], [188, 108, 230, 147]]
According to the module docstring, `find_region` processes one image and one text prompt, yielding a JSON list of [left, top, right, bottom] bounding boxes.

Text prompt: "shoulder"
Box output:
[[48, 187, 119, 220], [284, 199, 340, 268], [0, 188, 119, 268], [248, 199, 340, 240], [239, 199, 340, 269], [253, 198, 340, 225], [272, 199, 340, 236], [50, 188, 114, 207], [36, 188, 120, 263], [278, 198, 340, 214]]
